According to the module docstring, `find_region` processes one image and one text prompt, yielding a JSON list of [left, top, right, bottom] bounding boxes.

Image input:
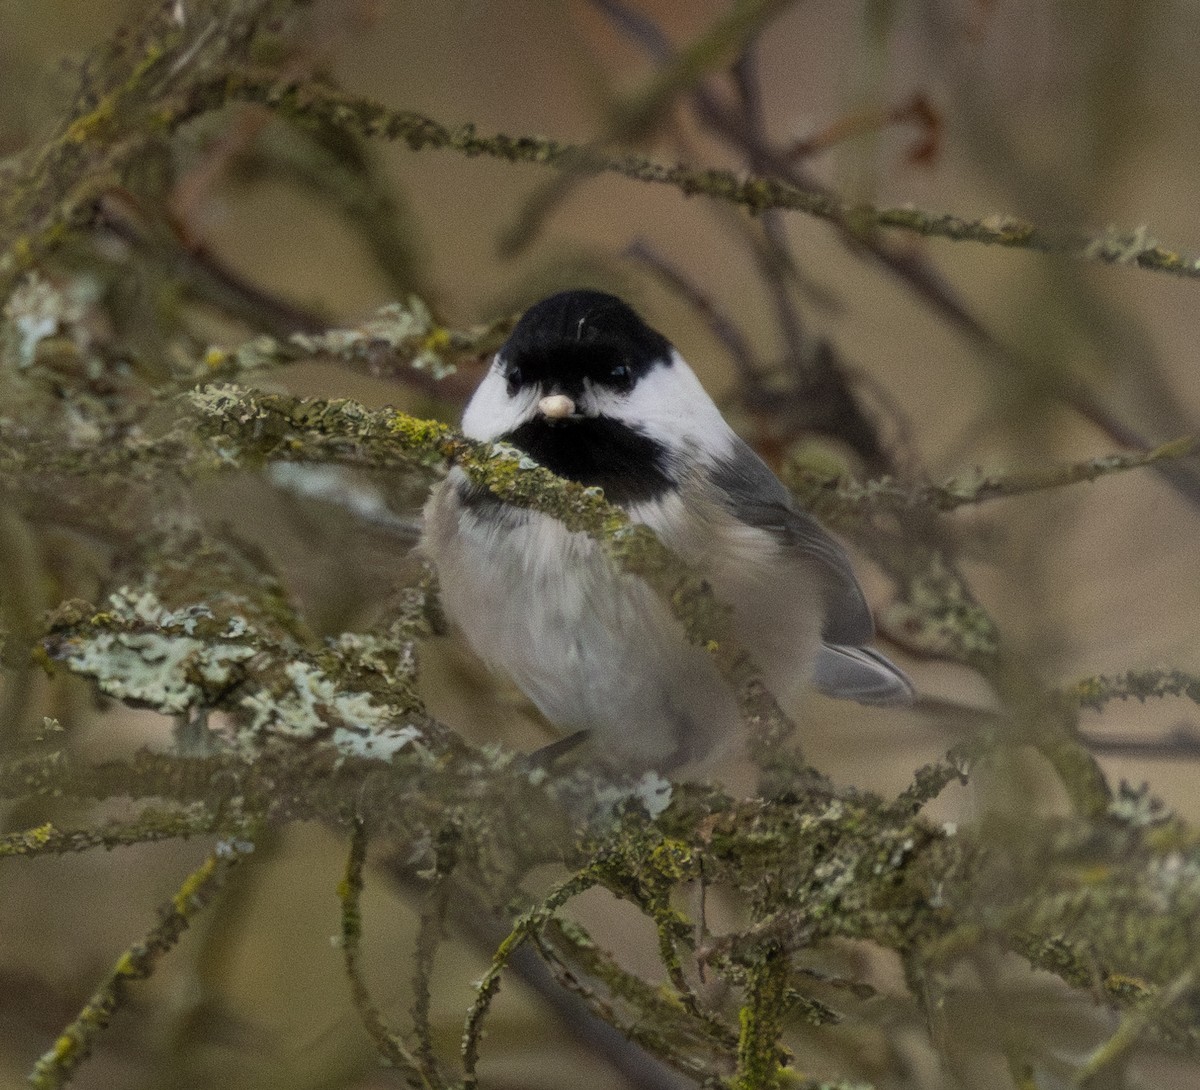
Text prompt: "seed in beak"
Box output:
[[538, 394, 575, 419]]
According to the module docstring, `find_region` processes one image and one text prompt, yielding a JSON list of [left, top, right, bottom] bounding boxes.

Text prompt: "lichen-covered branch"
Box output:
[[0, 805, 240, 858], [192, 297, 514, 388], [27, 842, 250, 1089], [338, 819, 437, 1088], [790, 435, 1198, 513], [171, 71, 1200, 281], [1072, 668, 1200, 712], [461, 868, 602, 1088]]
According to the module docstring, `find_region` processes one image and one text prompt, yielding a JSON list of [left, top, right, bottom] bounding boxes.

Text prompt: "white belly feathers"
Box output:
[[422, 469, 824, 771]]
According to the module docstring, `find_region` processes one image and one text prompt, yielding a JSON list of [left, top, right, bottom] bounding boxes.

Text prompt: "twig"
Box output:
[[0, 807, 239, 858], [461, 868, 600, 1088], [1073, 668, 1200, 713], [729, 48, 809, 375], [27, 843, 248, 1089], [411, 869, 451, 1076], [338, 819, 434, 1087], [927, 437, 1199, 509], [191, 297, 512, 393], [159, 72, 1200, 281], [1075, 969, 1197, 1087], [529, 927, 727, 1082], [1081, 727, 1200, 760], [791, 436, 1200, 515], [625, 239, 760, 380]]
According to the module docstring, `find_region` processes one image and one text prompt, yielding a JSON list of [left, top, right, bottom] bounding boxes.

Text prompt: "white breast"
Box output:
[[421, 471, 740, 769]]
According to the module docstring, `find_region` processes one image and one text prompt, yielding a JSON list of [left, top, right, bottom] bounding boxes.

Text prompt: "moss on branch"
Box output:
[[790, 436, 1199, 514], [27, 843, 248, 1089], [1073, 668, 1200, 711], [166, 71, 1200, 281]]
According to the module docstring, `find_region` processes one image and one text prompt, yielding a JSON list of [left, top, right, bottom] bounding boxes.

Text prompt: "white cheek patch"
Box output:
[[597, 349, 737, 465], [461, 358, 537, 440]]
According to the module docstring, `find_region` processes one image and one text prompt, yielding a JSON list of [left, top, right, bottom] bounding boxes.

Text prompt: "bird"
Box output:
[[421, 289, 912, 772]]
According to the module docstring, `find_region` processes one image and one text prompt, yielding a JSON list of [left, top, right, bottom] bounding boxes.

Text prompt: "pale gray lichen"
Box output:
[[3, 274, 70, 368], [48, 581, 433, 764], [331, 723, 424, 761], [490, 441, 539, 471], [633, 771, 674, 819], [239, 659, 418, 749], [54, 588, 257, 714], [547, 766, 676, 831], [1, 270, 102, 369], [204, 296, 462, 382], [1107, 780, 1172, 829]]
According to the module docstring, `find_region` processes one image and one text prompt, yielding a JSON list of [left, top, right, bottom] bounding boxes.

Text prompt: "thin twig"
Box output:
[[461, 868, 600, 1088], [792, 436, 1200, 515], [0, 807, 238, 858], [1072, 668, 1200, 713], [161, 72, 1200, 281], [411, 873, 451, 1076], [27, 843, 247, 1089], [1075, 969, 1197, 1087], [338, 818, 435, 1087], [1081, 728, 1200, 760], [528, 928, 726, 1083], [625, 239, 760, 380], [729, 48, 809, 375]]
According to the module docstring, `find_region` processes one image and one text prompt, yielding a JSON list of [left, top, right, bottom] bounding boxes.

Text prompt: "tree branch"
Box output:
[[147, 72, 1200, 281], [27, 843, 249, 1089]]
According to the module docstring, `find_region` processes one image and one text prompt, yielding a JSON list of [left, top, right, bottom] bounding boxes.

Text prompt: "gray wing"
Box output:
[[812, 645, 915, 705], [711, 439, 914, 706], [709, 438, 873, 646]]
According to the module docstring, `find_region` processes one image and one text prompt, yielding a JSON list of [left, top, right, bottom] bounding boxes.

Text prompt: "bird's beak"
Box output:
[[537, 393, 576, 420]]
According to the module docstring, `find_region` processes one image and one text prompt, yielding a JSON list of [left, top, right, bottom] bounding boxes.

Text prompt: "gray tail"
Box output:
[[813, 644, 915, 706]]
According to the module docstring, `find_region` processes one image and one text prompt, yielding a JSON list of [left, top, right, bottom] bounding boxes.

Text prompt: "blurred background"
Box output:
[[2, 1, 1200, 1087]]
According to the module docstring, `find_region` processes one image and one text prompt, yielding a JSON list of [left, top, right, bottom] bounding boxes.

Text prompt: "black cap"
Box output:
[[501, 290, 672, 395]]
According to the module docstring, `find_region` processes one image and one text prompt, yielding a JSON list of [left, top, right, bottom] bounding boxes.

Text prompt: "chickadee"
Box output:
[[422, 290, 913, 771]]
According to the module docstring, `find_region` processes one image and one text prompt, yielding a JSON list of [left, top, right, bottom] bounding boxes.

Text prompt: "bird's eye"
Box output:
[[505, 366, 523, 396], [608, 363, 632, 391]]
